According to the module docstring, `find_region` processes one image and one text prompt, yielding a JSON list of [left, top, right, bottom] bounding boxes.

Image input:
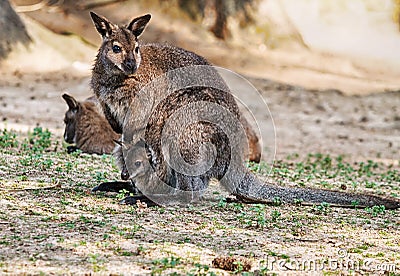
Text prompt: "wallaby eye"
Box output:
[[135, 47, 139, 54], [112, 45, 122, 53], [134, 161, 142, 167]]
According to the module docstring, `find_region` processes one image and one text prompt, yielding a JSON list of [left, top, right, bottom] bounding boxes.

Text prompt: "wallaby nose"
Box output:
[[124, 59, 137, 74], [121, 170, 130, 180], [64, 131, 73, 144]]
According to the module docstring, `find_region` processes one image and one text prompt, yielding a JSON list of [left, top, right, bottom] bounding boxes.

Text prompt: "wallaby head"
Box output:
[[62, 93, 80, 144], [117, 139, 153, 179], [90, 12, 151, 75]]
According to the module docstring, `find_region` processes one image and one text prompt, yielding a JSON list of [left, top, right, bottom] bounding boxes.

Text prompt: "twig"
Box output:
[[0, 182, 61, 192]]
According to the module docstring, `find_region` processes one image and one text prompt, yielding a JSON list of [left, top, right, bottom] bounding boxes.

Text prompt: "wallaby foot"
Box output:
[[120, 195, 159, 207], [92, 181, 137, 193], [67, 146, 79, 154]]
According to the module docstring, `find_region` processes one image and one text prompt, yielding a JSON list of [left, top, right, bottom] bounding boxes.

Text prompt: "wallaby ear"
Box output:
[[138, 138, 147, 145], [62, 93, 79, 111], [127, 14, 151, 37], [113, 139, 127, 149], [90, 11, 115, 38]]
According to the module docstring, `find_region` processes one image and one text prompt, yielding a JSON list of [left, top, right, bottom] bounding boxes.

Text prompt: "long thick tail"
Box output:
[[233, 170, 400, 209]]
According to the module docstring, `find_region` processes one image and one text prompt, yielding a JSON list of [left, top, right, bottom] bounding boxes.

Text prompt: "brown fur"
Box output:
[[89, 12, 400, 209], [62, 93, 119, 155]]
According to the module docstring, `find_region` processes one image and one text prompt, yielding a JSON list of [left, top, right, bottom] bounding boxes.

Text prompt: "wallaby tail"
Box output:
[[233, 170, 400, 209]]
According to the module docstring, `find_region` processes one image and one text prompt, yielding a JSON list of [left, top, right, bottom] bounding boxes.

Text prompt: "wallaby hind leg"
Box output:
[[120, 194, 159, 207], [92, 181, 138, 193]]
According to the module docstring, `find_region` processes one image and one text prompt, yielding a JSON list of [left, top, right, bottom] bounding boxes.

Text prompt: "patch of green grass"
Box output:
[[365, 205, 386, 217], [248, 153, 399, 200], [0, 128, 18, 148], [313, 202, 331, 214], [151, 256, 181, 274]]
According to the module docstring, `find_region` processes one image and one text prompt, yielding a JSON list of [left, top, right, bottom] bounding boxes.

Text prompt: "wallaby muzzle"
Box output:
[[123, 59, 137, 75]]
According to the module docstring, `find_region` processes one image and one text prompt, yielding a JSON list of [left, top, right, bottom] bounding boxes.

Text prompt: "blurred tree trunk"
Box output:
[[177, 0, 255, 40], [211, 0, 229, 39], [178, 0, 205, 21], [0, 0, 31, 59]]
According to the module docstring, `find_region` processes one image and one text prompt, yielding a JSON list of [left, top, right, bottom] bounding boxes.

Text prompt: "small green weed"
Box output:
[[116, 189, 134, 200], [313, 202, 331, 214], [25, 127, 52, 153], [151, 256, 181, 274], [0, 128, 18, 148], [365, 205, 386, 217], [187, 263, 215, 276], [87, 253, 106, 272]]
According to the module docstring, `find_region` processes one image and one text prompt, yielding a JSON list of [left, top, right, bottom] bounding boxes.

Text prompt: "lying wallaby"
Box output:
[[89, 12, 400, 209], [62, 93, 120, 155]]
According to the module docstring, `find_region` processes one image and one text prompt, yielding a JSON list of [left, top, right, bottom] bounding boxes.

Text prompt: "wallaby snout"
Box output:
[[63, 128, 75, 144], [123, 58, 137, 75]]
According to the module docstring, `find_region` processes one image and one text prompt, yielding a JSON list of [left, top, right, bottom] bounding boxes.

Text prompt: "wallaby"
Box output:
[[62, 93, 120, 155], [89, 12, 400, 209]]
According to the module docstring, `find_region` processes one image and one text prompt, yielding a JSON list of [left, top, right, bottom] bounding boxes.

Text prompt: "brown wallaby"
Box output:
[[62, 93, 120, 155], [89, 12, 400, 209]]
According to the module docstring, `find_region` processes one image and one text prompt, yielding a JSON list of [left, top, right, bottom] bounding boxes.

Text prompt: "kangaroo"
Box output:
[[89, 12, 400, 209]]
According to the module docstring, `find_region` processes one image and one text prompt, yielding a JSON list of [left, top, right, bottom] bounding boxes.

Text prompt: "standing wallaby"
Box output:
[[90, 12, 400, 209]]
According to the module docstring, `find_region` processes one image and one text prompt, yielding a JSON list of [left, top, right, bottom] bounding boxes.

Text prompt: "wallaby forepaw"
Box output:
[[67, 146, 78, 154], [92, 181, 136, 193]]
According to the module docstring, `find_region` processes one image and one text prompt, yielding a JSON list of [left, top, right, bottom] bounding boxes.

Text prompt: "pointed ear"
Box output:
[[90, 11, 115, 38], [127, 14, 151, 37], [113, 139, 126, 148], [62, 94, 79, 110]]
